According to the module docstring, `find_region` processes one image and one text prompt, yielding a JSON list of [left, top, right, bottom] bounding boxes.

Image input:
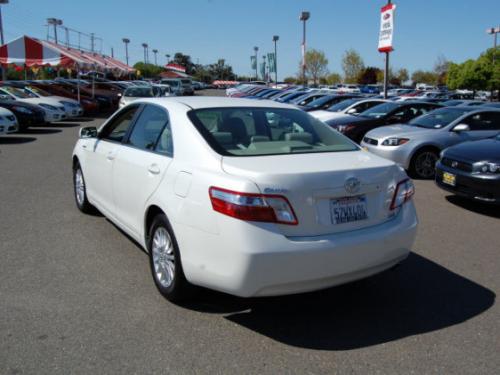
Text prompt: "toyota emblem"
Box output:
[[345, 177, 361, 194], [451, 161, 458, 168]]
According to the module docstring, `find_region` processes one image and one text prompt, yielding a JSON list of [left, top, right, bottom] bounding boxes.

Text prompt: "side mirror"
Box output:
[[452, 123, 470, 132], [79, 126, 98, 139], [346, 108, 357, 114]]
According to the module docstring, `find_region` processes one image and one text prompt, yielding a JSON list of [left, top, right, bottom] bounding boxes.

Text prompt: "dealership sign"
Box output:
[[378, 3, 396, 52]]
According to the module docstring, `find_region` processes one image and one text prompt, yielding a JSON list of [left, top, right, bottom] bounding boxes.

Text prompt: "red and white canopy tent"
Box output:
[[0, 35, 135, 101]]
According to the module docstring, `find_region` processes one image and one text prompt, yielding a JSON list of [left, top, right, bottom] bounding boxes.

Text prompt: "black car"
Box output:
[[436, 134, 500, 204], [301, 94, 362, 111], [325, 101, 442, 143], [0, 100, 45, 131]]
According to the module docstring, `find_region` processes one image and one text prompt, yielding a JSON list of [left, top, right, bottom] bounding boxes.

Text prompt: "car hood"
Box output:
[[0, 100, 44, 112], [444, 137, 500, 162], [365, 124, 436, 140]]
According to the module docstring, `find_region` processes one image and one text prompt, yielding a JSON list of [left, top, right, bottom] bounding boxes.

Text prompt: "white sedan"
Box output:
[[310, 98, 387, 122], [72, 97, 417, 301], [0, 107, 18, 134]]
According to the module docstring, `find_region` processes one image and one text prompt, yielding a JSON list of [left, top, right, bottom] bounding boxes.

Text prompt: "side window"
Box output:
[[462, 112, 500, 131], [155, 123, 173, 155], [100, 106, 138, 142], [127, 105, 169, 151]]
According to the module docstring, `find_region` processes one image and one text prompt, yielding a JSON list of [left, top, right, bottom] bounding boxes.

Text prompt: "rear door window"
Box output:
[[462, 112, 500, 131]]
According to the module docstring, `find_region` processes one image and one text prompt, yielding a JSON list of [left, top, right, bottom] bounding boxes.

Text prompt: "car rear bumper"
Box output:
[[177, 202, 417, 297], [435, 163, 500, 204]]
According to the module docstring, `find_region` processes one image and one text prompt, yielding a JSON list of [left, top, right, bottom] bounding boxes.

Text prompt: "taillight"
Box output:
[[390, 179, 415, 210], [209, 187, 298, 225]]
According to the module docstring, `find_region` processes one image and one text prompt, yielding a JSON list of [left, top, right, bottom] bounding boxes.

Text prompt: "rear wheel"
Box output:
[[410, 149, 439, 179], [148, 214, 192, 302]]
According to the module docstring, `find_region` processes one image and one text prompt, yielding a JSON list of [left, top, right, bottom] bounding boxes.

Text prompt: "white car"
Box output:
[[0, 86, 67, 122], [118, 85, 172, 108], [72, 97, 417, 301], [22, 85, 83, 117], [0, 107, 18, 134], [310, 98, 387, 122]]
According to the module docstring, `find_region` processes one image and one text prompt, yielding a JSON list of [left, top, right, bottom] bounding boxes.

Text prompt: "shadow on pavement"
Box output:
[[0, 136, 37, 144], [182, 253, 494, 350], [64, 117, 96, 123], [446, 195, 500, 219], [18, 128, 62, 135]]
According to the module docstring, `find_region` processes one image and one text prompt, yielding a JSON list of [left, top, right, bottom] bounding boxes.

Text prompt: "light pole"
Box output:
[[272, 35, 279, 86], [47, 18, 63, 44], [142, 43, 148, 64], [262, 55, 267, 82], [254, 46, 258, 81], [0, 0, 9, 81], [486, 26, 499, 101], [165, 54, 170, 64], [300, 11, 310, 86], [152, 49, 158, 65], [122, 38, 130, 66]]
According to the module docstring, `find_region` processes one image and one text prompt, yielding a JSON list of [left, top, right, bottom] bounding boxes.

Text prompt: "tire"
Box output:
[[148, 214, 192, 302], [73, 163, 96, 214], [409, 149, 439, 179]]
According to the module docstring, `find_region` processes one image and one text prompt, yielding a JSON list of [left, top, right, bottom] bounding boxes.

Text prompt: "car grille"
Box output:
[[7, 115, 15, 121], [363, 137, 378, 146], [441, 157, 473, 172]]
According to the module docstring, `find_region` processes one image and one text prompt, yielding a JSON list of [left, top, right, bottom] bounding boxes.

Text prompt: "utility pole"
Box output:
[[64, 27, 69, 47], [111, 47, 114, 58], [254, 46, 258, 81], [273, 35, 279, 86], [300, 11, 310, 87], [262, 55, 266, 82], [122, 38, 130, 66], [165, 54, 170, 64], [0, 0, 8, 81], [152, 49, 158, 65], [90, 33, 95, 52], [486, 26, 499, 101]]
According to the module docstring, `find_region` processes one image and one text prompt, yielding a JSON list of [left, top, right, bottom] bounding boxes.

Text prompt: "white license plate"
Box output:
[[330, 195, 368, 224]]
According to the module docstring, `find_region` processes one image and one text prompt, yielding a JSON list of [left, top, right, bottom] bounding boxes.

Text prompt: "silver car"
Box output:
[[361, 107, 500, 178]]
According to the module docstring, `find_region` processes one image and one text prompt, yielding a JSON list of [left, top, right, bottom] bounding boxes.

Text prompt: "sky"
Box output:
[[2, 0, 499, 80]]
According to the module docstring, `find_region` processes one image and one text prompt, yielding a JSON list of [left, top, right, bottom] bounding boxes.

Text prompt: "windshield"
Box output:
[[188, 107, 357, 157], [358, 102, 399, 119], [124, 87, 154, 97], [1, 86, 32, 99], [409, 108, 471, 129], [327, 98, 360, 112], [27, 86, 51, 97]]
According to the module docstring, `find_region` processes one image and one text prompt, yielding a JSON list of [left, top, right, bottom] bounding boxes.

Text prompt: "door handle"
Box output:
[[148, 164, 161, 175], [106, 151, 116, 161]]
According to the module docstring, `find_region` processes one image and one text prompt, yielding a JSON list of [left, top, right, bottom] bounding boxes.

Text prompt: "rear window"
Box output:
[[188, 107, 358, 156]]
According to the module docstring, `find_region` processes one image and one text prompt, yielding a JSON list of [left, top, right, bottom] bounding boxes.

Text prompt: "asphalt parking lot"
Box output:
[[0, 91, 499, 374]]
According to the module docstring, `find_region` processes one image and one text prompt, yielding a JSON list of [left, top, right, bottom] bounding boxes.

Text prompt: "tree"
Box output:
[[132, 62, 163, 78], [396, 68, 409, 84], [357, 66, 381, 85], [411, 70, 437, 85], [325, 72, 342, 85], [172, 52, 196, 75], [283, 76, 297, 84], [303, 49, 329, 85], [434, 54, 449, 86], [341, 49, 364, 83]]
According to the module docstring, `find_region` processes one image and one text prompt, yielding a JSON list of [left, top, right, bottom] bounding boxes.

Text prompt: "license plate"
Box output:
[[330, 195, 368, 225], [442, 172, 456, 186]]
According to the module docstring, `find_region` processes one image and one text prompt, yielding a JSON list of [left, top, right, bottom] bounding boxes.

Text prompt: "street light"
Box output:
[[47, 17, 63, 44], [262, 55, 267, 82], [0, 0, 9, 81], [486, 26, 499, 101], [254, 46, 259, 81], [152, 49, 158, 65], [122, 38, 130, 66], [165, 54, 170, 64], [300, 11, 310, 86], [272, 35, 279, 86], [141, 43, 148, 64]]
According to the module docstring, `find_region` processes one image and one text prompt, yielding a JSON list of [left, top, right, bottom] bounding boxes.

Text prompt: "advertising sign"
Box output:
[[378, 3, 396, 52]]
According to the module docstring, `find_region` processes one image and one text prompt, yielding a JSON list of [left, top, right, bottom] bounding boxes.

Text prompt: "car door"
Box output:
[[84, 105, 140, 215], [458, 111, 500, 141], [112, 104, 173, 236]]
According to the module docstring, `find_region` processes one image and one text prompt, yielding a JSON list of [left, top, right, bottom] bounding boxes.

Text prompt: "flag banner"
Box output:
[[260, 62, 266, 79], [267, 53, 276, 73], [251, 56, 257, 70], [378, 3, 396, 52]]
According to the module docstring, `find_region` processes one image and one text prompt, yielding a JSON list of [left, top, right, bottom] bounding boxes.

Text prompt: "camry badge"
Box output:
[[345, 177, 361, 194]]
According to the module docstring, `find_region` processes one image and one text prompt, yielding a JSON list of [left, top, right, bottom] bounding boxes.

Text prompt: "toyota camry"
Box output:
[[72, 97, 418, 301]]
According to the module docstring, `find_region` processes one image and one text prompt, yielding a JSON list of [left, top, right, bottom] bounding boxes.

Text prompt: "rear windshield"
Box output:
[[188, 107, 358, 156]]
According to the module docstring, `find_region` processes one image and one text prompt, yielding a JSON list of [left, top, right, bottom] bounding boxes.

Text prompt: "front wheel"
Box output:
[[148, 214, 192, 302], [73, 164, 96, 213], [409, 149, 439, 179]]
